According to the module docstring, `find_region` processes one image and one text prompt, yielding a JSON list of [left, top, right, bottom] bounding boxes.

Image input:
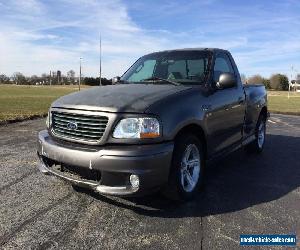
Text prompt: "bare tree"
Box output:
[[247, 75, 263, 85], [12, 72, 27, 85], [0, 74, 10, 84], [40, 73, 48, 85], [67, 70, 76, 84], [29, 75, 39, 85], [296, 74, 300, 84]]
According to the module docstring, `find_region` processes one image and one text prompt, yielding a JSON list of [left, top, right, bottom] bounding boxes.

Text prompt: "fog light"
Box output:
[[130, 174, 140, 188]]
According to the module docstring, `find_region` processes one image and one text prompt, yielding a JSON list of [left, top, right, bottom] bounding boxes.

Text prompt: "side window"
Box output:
[[167, 59, 208, 80], [187, 59, 206, 77], [213, 54, 234, 83]]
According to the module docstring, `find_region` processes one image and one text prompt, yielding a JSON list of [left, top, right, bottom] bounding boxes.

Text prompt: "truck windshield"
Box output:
[[121, 51, 211, 85]]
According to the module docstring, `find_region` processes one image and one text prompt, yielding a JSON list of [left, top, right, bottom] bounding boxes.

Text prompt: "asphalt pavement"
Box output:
[[0, 114, 299, 250]]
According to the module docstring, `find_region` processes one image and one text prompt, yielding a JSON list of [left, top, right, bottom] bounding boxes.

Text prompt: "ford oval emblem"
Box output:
[[67, 121, 78, 130]]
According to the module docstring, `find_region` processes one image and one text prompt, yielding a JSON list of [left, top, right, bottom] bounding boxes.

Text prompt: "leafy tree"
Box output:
[[270, 74, 289, 90], [0, 74, 10, 84], [83, 77, 111, 86], [262, 78, 271, 89]]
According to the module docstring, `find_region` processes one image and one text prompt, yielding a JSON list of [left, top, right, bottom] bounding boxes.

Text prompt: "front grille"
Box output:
[[51, 111, 109, 142]]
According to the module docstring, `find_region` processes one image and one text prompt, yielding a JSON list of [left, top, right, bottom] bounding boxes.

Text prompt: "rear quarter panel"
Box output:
[[244, 84, 267, 133]]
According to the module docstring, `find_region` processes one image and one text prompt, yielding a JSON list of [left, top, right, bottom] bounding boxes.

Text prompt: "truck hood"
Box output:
[[52, 84, 191, 113]]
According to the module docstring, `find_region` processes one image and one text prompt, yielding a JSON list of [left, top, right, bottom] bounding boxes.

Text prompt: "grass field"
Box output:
[[0, 85, 299, 123], [0, 85, 84, 122], [268, 91, 300, 115]]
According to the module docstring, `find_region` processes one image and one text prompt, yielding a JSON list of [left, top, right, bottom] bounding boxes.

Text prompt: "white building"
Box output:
[[290, 80, 300, 92]]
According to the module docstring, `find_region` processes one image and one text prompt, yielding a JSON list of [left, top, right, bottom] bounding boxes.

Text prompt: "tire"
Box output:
[[245, 114, 266, 153], [163, 133, 205, 201]]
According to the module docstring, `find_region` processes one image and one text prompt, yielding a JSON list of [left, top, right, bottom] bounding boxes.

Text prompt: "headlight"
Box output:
[[113, 117, 160, 139], [46, 110, 52, 129]]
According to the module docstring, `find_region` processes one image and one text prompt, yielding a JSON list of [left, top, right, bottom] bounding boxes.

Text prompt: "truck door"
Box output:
[[206, 52, 246, 155]]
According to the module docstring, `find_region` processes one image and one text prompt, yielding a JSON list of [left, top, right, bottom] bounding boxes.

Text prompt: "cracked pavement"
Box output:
[[0, 114, 299, 249]]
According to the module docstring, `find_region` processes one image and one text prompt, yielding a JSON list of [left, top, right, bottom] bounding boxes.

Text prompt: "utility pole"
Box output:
[[79, 57, 82, 91], [99, 34, 102, 86]]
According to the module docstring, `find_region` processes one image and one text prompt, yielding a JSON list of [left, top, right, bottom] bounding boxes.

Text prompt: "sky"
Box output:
[[0, 0, 299, 79]]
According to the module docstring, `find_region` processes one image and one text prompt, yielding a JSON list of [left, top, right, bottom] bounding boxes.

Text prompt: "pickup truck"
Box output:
[[37, 48, 268, 201]]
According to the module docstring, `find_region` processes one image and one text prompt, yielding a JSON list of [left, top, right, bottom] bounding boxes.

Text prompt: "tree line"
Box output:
[[0, 71, 112, 86], [0, 71, 297, 90], [240, 73, 294, 91]]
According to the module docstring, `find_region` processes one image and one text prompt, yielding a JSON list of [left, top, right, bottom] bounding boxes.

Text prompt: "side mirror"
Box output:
[[112, 76, 120, 84], [216, 73, 236, 89]]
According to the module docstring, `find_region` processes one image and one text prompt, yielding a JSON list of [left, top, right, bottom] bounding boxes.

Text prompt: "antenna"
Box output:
[[99, 34, 102, 86]]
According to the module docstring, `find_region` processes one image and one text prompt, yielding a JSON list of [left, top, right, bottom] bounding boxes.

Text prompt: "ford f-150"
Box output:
[[37, 48, 268, 201]]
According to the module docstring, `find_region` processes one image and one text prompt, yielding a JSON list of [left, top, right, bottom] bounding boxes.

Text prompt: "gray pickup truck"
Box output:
[[37, 48, 268, 201]]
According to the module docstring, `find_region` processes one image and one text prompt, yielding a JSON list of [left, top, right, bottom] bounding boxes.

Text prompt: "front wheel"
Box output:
[[163, 134, 205, 201], [245, 115, 266, 153]]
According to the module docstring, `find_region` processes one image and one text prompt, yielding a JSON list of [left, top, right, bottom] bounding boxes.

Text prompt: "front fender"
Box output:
[[146, 87, 209, 141]]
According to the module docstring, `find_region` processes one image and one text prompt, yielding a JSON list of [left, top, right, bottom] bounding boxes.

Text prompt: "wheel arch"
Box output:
[[260, 106, 268, 121], [174, 124, 207, 160]]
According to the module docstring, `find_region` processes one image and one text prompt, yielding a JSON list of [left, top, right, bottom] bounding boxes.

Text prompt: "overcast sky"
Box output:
[[0, 0, 299, 79]]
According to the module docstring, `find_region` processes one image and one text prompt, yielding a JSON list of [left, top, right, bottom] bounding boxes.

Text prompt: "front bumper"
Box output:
[[37, 130, 174, 196]]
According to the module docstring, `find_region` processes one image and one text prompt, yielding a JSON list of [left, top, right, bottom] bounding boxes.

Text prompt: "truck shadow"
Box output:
[[84, 134, 300, 218]]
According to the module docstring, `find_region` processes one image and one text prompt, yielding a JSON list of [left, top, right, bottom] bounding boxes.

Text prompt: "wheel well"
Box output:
[[175, 124, 207, 159], [260, 106, 268, 121]]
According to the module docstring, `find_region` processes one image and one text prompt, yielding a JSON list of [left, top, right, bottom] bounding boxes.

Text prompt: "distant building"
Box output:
[[290, 80, 300, 92]]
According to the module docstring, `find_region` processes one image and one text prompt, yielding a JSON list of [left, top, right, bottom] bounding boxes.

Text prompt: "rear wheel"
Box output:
[[245, 115, 266, 153], [163, 134, 205, 201]]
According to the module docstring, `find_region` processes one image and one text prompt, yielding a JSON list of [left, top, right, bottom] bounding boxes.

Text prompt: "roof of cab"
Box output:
[[149, 48, 228, 54]]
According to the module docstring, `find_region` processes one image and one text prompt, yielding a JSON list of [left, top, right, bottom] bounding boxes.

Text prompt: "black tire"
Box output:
[[163, 133, 205, 201], [245, 114, 266, 153]]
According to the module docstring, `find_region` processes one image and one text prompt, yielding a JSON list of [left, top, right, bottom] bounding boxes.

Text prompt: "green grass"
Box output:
[[0, 85, 84, 122], [268, 91, 300, 115], [0, 86, 300, 123]]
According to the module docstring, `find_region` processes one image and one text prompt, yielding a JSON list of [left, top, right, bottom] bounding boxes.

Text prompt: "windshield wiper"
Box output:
[[141, 77, 181, 86]]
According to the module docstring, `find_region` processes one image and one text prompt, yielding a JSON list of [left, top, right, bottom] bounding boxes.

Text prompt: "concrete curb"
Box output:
[[269, 111, 300, 116]]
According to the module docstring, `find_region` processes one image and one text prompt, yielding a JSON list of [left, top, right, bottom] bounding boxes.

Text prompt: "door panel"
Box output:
[[206, 87, 245, 155], [206, 52, 246, 156]]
